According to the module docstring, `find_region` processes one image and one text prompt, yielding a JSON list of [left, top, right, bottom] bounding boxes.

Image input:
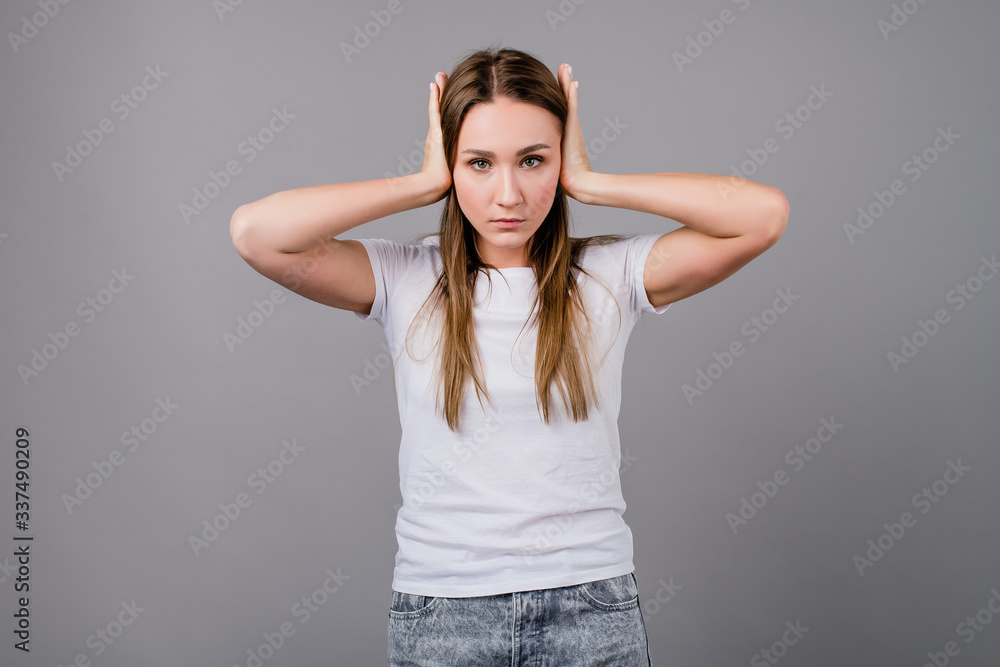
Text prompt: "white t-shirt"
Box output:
[[353, 233, 669, 597]]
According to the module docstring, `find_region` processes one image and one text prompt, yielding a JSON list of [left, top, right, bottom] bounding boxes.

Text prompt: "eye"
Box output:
[[467, 156, 544, 171]]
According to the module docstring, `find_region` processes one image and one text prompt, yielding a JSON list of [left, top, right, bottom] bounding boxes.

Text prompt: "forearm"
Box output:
[[572, 171, 788, 239], [230, 172, 445, 256]]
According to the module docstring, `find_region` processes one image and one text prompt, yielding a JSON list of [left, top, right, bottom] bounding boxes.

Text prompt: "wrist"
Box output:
[[567, 170, 607, 206], [390, 172, 451, 209]]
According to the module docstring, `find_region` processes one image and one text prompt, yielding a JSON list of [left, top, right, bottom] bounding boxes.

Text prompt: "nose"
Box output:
[[495, 166, 524, 208]]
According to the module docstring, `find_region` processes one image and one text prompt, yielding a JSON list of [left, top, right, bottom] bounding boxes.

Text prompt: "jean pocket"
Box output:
[[580, 572, 639, 611], [388, 590, 440, 619]]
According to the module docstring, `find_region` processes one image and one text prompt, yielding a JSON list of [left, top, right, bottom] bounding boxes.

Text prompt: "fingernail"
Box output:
[[568, 65, 573, 78]]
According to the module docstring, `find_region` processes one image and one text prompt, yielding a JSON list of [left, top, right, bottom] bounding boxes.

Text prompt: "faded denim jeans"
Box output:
[[387, 572, 652, 666]]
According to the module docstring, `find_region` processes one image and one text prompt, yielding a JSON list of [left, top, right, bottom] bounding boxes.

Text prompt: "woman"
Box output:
[[230, 46, 788, 666]]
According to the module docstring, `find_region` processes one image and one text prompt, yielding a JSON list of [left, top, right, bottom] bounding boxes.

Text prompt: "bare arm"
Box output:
[[572, 171, 788, 309], [229, 171, 447, 257], [556, 63, 789, 310], [228, 72, 452, 312]]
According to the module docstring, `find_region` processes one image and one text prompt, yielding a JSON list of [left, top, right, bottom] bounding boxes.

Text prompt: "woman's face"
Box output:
[[452, 96, 562, 268]]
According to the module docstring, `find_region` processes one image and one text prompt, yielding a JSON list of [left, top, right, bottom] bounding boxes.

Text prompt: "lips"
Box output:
[[492, 219, 524, 228]]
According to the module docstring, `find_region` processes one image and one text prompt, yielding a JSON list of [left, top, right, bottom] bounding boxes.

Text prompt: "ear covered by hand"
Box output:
[[557, 63, 593, 202], [421, 71, 451, 201]]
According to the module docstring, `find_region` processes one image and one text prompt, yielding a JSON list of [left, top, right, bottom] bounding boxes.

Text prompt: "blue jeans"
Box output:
[[387, 572, 652, 666]]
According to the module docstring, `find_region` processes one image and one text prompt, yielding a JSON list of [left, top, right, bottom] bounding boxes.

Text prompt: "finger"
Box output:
[[436, 72, 447, 104], [429, 73, 444, 120], [561, 64, 577, 112]]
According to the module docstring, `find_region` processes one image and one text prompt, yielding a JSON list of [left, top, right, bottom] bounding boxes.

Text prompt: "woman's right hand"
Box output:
[[421, 72, 451, 202]]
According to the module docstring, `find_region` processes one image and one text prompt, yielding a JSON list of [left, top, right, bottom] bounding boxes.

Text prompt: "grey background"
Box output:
[[2, 0, 999, 665]]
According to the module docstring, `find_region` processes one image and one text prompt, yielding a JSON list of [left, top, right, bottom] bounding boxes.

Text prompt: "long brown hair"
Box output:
[[407, 46, 628, 431]]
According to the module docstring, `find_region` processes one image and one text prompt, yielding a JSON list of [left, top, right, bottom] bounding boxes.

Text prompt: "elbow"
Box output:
[[229, 204, 256, 259], [761, 188, 790, 246]]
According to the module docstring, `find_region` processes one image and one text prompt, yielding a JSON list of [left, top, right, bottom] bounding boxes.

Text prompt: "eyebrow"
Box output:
[[460, 143, 552, 159]]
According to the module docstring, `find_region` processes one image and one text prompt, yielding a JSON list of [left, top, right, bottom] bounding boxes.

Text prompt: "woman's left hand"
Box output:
[[558, 63, 594, 202]]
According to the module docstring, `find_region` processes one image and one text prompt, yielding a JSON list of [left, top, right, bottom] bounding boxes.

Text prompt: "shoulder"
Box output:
[[575, 233, 660, 273], [357, 234, 442, 270]]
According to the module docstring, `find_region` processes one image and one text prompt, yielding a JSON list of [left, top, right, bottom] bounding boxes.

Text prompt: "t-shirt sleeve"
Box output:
[[620, 233, 671, 319], [351, 237, 416, 327]]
